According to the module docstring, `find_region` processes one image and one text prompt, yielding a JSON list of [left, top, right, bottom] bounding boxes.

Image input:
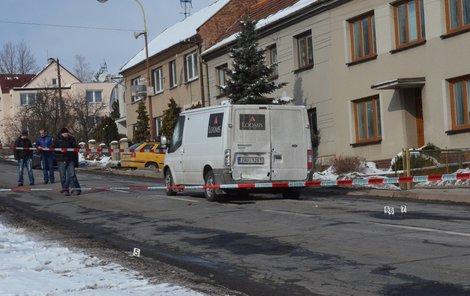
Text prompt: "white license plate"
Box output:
[[238, 156, 264, 164]]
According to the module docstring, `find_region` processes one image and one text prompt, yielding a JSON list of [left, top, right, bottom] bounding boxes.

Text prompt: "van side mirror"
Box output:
[[160, 136, 168, 148]]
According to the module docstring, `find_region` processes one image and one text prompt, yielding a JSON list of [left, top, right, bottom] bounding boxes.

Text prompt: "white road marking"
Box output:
[[374, 222, 470, 238], [263, 209, 314, 218]]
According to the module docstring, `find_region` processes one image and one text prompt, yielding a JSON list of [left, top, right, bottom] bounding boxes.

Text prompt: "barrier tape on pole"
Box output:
[[0, 145, 165, 154], [0, 172, 469, 193]]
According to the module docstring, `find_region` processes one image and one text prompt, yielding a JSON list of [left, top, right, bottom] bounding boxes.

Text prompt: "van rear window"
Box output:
[[239, 114, 265, 130], [208, 113, 224, 137]]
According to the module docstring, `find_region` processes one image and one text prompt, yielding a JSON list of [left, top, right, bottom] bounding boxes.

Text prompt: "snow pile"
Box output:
[[0, 222, 204, 296], [313, 161, 400, 190], [79, 153, 120, 168]]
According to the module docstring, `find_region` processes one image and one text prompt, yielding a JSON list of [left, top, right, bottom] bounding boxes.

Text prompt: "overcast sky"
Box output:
[[0, 0, 217, 75]]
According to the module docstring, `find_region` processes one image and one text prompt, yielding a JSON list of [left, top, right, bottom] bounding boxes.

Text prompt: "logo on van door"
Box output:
[[240, 114, 265, 130], [208, 113, 224, 137]]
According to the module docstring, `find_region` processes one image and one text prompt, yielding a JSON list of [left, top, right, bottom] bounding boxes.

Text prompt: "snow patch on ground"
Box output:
[[0, 222, 204, 296]]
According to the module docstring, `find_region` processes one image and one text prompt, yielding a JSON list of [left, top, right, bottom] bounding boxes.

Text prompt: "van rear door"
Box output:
[[232, 107, 271, 181], [270, 107, 309, 181]]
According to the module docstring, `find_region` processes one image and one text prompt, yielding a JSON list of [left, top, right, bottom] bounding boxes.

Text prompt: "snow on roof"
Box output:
[[120, 0, 230, 73], [202, 0, 317, 56]]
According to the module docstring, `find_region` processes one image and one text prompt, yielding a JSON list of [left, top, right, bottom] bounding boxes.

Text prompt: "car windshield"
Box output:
[[128, 143, 142, 149]]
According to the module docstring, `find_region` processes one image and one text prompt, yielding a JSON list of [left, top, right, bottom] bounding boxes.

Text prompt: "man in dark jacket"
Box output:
[[14, 130, 35, 186], [35, 129, 55, 184], [51, 127, 81, 196]]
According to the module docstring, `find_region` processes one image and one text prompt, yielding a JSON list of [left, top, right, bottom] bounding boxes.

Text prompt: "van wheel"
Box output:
[[145, 162, 159, 170], [165, 170, 176, 196], [282, 189, 301, 199], [204, 171, 220, 202]]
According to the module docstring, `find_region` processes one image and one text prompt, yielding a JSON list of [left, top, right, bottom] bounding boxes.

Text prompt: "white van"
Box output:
[[162, 104, 314, 201]]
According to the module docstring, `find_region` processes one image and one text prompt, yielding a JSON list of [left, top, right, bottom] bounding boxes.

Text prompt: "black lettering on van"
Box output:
[[208, 113, 224, 137], [240, 114, 265, 130]]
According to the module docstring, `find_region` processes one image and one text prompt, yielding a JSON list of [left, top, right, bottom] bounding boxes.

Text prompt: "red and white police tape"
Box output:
[[1, 172, 469, 193], [0, 144, 165, 154]]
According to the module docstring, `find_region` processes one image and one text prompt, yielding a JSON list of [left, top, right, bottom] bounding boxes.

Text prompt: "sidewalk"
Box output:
[[347, 188, 470, 204]]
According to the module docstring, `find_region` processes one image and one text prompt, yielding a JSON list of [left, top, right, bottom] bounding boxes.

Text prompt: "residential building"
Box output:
[[1, 59, 114, 143], [201, 0, 470, 167], [119, 0, 299, 141], [0, 74, 35, 143]]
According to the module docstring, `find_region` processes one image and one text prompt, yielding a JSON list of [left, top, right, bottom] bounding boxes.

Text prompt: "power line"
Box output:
[[0, 19, 138, 32]]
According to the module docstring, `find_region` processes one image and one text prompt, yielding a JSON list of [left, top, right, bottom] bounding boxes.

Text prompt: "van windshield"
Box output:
[[169, 116, 185, 153]]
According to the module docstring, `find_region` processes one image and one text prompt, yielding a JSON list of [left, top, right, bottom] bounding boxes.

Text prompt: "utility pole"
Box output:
[[56, 58, 62, 101]]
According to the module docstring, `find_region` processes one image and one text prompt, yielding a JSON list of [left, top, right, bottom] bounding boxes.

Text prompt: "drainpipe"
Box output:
[[198, 44, 206, 107]]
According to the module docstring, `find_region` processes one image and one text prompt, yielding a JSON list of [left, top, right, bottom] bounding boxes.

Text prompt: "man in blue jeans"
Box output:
[[14, 130, 35, 186], [51, 127, 81, 196], [35, 129, 55, 184]]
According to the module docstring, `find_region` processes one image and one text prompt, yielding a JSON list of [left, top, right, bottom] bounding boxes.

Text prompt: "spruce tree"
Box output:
[[161, 98, 180, 143], [225, 18, 286, 104], [133, 100, 150, 143], [92, 116, 119, 144]]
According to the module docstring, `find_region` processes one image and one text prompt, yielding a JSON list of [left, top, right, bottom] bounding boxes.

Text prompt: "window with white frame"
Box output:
[[267, 44, 278, 78], [216, 64, 228, 96], [185, 52, 198, 82], [152, 67, 164, 94], [86, 90, 103, 103], [155, 116, 162, 139], [131, 77, 141, 102], [169, 60, 177, 88], [20, 93, 37, 106]]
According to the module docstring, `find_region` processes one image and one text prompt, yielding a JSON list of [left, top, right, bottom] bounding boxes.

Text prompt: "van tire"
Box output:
[[165, 170, 176, 196], [204, 170, 220, 202], [282, 189, 301, 199]]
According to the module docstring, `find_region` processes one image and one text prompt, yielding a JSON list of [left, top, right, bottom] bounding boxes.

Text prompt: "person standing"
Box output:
[[35, 129, 55, 184], [52, 128, 81, 196], [14, 130, 35, 186]]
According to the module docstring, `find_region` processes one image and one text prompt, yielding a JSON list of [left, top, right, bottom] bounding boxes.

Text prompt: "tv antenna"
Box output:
[[180, 0, 192, 19]]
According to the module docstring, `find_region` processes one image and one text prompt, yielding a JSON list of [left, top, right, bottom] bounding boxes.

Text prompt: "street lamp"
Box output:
[[97, 0, 156, 141]]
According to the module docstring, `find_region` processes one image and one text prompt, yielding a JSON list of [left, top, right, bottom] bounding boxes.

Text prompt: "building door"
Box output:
[[415, 89, 424, 147]]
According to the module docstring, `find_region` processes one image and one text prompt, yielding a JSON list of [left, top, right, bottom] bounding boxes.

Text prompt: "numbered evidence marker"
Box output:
[[383, 205, 407, 215], [133, 248, 141, 257]]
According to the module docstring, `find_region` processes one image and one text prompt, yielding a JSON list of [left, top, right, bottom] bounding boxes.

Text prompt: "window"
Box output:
[[445, 0, 470, 33], [20, 93, 36, 106], [155, 117, 162, 139], [449, 75, 470, 130], [169, 116, 185, 153], [131, 77, 141, 102], [152, 67, 163, 94], [353, 95, 382, 143], [86, 90, 103, 103], [169, 60, 177, 88], [295, 31, 314, 69], [51, 78, 57, 86], [393, 0, 425, 48], [348, 12, 377, 62], [216, 64, 228, 96], [185, 52, 198, 82], [267, 44, 278, 78]]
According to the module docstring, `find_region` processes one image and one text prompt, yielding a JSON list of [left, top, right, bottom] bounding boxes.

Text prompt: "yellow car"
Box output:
[[120, 142, 165, 170]]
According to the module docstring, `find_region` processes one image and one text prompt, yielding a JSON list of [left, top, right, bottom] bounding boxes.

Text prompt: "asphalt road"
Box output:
[[1, 161, 470, 296]]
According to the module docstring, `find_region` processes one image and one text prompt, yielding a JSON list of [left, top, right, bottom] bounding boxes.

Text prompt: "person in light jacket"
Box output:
[[14, 130, 35, 186], [35, 129, 55, 184]]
